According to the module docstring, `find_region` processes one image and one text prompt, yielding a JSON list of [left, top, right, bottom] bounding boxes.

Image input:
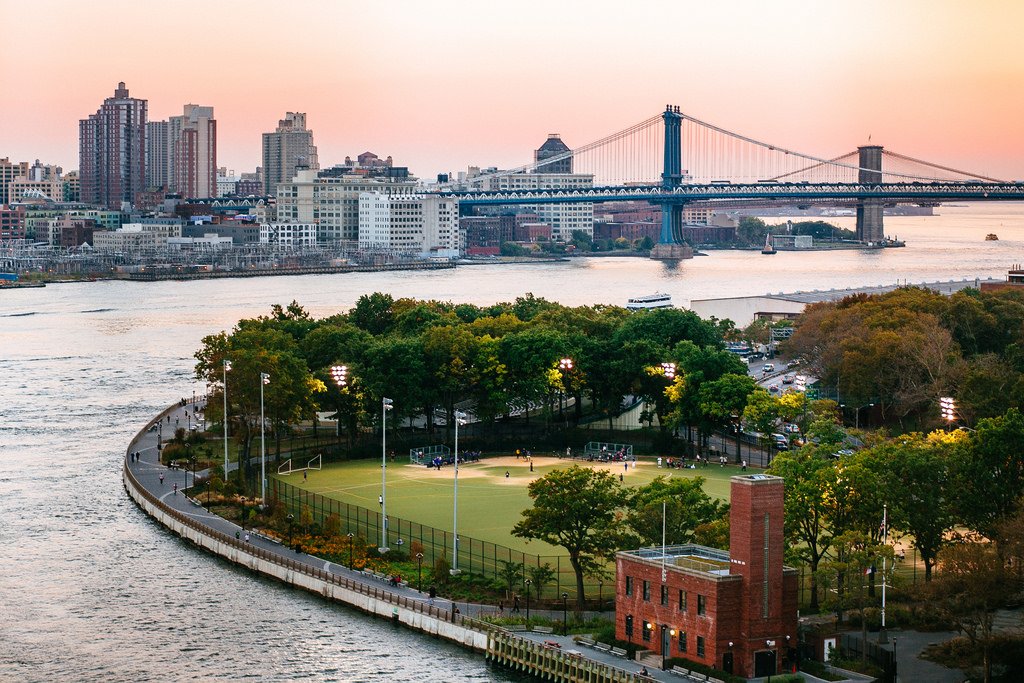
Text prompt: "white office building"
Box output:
[[358, 193, 460, 257], [275, 169, 418, 242], [259, 222, 317, 249]]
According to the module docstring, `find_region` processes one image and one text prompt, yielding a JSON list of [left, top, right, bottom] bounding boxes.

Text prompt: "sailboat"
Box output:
[[761, 232, 777, 255]]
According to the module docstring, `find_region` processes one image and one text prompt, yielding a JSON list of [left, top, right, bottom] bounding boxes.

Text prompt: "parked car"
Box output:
[[768, 384, 780, 393], [762, 363, 775, 374], [772, 433, 790, 451], [783, 423, 801, 434], [782, 373, 795, 384]]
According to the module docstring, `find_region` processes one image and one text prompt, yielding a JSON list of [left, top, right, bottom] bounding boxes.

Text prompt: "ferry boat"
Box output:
[[986, 233, 999, 241], [761, 232, 777, 255], [626, 293, 674, 311]]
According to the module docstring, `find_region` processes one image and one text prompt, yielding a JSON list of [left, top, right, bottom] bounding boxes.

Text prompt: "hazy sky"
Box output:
[[2, 0, 1022, 179]]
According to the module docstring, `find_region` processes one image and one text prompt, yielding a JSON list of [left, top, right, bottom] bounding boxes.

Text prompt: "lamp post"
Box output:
[[347, 532, 354, 569], [561, 592, 568, 634], [287, 513, 294, 548], [260, 372, 270, 505], [223, 359, 231, 485], [598, 580, 603, 612], [452, 409, 466, 575], [330, 365, 348, 440], [940, 397, 956, 430], [380, 396, 393, 553], [416, 552, 424, 592], [893, 636, 898, 683], [558, 358, 573, 420], [855, 402, 874, 430]]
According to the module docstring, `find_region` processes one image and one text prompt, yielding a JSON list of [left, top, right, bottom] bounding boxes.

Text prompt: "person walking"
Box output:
[[159, 473, 164, 486], [512, 595, 520, 613], [742, 460, 748, 471], [244, 533, 250, 543], [499, 600, 504, 615], [173, 483, 177, 495]]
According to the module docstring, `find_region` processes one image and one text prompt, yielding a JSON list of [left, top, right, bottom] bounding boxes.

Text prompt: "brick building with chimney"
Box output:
[[615, 474, 798, 678]]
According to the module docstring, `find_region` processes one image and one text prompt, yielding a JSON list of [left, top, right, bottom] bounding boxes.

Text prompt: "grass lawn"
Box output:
[[274, 455, 745, 555]]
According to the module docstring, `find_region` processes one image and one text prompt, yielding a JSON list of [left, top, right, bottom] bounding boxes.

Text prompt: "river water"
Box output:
[[0, 203, 1022, 681]]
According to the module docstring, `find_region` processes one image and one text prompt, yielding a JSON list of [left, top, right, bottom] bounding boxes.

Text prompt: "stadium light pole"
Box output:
[[451, 409, 466, 575], [855, 402, 874, 430], [260, 372, 270, 505], [940, 397, 956, 431], [558, 357, 573, 420], [330, 365, 348, 439], [380, 397, 393, 553], [223, 360, 231, 485]]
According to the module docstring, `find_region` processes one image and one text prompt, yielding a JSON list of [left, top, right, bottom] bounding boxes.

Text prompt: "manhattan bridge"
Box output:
[[439, 105, 1023, 248]]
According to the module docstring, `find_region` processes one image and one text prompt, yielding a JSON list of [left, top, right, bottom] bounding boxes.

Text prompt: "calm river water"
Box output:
[[1, 203, 1022, 681]]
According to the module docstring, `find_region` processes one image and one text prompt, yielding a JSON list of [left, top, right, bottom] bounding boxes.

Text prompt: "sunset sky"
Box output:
[[2, 0, 1022, 179]]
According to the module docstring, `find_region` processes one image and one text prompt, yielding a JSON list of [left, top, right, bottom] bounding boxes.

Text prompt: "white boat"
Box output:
[[626, 293, 673, 311]]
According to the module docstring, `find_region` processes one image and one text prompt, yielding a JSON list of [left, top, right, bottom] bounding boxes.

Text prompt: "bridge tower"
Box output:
[[650, 106, 693, 260], [856, 145, 885, 244]]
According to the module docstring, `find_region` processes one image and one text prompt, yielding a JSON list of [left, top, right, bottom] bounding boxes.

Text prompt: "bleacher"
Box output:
[[409, 444, 450, 465], [583, 441, 634, 461]]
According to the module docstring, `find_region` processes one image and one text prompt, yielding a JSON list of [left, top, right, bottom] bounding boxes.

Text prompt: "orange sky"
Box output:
[[2, 0, 1022, 179]]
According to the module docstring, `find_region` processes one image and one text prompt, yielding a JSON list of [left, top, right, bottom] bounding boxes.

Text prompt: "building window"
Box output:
[[625, 615, 633, 638], [679, 589, 687, 612], [661, 585, 669, 606], [625, 576, 632, 596], [697, 636, 705, 658], [642, 580, 650, 601], [697, 594, 706, 616], [678, 631, 687, 653], [642, 621, 651, 642]]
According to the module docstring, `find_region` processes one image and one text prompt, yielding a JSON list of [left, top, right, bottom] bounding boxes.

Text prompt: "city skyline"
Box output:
[[2, 0, 1023, 179]]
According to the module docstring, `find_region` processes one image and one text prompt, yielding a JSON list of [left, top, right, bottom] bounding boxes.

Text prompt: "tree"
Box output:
[[950, 408, 1024, 538], [930, 540, 1018, 683], [627, 476, 728, 547], [498, 560, 525, 599], [526, 562, 555, 601], [512, 466, 628, 612], [348, 292, 395, 335], [767, 446, 838, 609]]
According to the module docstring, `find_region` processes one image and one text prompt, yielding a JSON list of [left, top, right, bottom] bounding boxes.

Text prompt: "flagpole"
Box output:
[[879, 503, 889, 644]]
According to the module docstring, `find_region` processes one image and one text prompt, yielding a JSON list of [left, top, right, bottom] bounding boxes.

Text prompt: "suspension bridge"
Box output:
[[439, 105, 1023, 253]]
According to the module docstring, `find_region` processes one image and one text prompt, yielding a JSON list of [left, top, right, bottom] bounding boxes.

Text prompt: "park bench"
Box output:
[[593, 642, 612, 652], [532, 626, 554, 634], [507, 624, 529, 632], [707, 678, 725, 683], [670, 666, 690, 677], [610, 646, 628, 657], [576, 635, 596, 647]]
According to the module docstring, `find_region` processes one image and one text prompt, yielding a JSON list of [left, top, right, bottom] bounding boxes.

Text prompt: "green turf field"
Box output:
[[274, 455, 745, 555]]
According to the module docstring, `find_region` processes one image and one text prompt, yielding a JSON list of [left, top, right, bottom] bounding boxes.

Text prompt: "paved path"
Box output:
[[126, 400, 609, 626]]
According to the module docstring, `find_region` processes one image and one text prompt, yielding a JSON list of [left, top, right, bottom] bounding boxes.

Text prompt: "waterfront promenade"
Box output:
[[125, 399, 666, 683]]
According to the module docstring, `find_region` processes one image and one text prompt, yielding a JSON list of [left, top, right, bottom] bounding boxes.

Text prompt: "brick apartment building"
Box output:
[[615, 474, 798, 678]]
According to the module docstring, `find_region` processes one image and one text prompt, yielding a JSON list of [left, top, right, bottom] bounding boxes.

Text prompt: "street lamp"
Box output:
[[379, 396, 393, 553], [260, 372, 270, 505], [287, 513, 294, 547], [661, 626, 676, 670], [347, 532, 354, 569], [416, 552, 424, 592], [525, 579, 532, 619], [562, 592, 569, 634], [598, 580, 603, 612], [452, 409, 466, 575], [223, 359, 231, 486], [855, 402, 874, 430]]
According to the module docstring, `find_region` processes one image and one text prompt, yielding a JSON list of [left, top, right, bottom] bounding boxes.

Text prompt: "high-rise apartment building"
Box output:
[[146, 121, 169, 190], [79, 82, 148, 209], [168, 105, 217, 199], [262, 112, 319, 196]]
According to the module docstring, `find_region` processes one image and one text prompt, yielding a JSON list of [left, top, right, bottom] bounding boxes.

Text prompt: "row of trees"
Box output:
[[784, 285, 1024, 429], [767, 408, 1024, 609]]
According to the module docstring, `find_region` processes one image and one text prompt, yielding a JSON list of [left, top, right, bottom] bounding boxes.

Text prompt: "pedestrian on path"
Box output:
[[303, 470, 307, 481], [499, 600, 504, 614], [159, 473, 164, 486], [245, 533, 250, 543], [512, 596, 520, 613], [429, 585, 436, 605], [173, 483, 177, 495], [742, 460, 747, 471]]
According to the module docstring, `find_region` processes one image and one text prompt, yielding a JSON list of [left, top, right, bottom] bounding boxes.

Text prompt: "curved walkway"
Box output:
[[126, 400, 665, 682]]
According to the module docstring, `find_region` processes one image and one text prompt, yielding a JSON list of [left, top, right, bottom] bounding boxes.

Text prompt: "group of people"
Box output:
[[586, 445, 632, 463], [424, 450, 483, 470]]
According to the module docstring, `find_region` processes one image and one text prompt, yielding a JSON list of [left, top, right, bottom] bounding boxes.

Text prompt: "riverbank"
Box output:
[[123, 400, 657, 683]]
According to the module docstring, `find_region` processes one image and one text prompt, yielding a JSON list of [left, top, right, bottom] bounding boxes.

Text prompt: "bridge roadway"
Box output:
[[439, 181, 1024, 206], [127, 400, 678, 682]]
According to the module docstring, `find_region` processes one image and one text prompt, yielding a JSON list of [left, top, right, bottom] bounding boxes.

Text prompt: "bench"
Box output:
[[593, 642, 612, 652], [610, 646, 628, 657], [507, 625, 529, 632], [532, 626, 554, 634], [707, 678, 725, 683], [576, 635, 596, 646], [670, 666, 690, 677]]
